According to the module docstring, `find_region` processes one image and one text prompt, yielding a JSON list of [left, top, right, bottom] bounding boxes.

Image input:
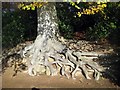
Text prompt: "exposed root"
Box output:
[[20, 35, 105, 80]]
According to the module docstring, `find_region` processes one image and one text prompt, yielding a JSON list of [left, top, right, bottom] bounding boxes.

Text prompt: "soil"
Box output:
[[2, 67, 120, 88], [2, 40, 120, 89]]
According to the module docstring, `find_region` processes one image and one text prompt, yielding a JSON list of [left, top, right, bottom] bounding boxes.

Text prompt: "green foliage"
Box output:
[[59, 21, 73, 39], [56, 2, 105, 39], [2, 2, 120, 47], [2, 11, 25, 48], [86, 21, 117, 41], [18, 2, 48, 10], [56, 3, 74, 39], [106, 2, 120, 45], [69, 2, 107, 17], [3, 20, 25, 48], [2, 9, 37, 49], [86, 2, 120, 43]]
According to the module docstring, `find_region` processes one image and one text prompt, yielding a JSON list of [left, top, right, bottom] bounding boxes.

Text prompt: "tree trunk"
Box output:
[[37, 2, 59, 37], [21, 2, 105, 80], [23, 2, 66, 76]]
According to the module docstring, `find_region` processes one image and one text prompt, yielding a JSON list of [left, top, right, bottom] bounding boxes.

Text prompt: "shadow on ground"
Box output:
[[98, 47, 120, 86]]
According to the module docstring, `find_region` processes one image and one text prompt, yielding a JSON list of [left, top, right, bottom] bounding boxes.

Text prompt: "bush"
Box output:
[[86, 2, 119, 42], [56, 3, 74, 39], [2, 8, 37, 49], [59, 21, 74, 39], [2, 11, 25, 48], [86, 21, 117, 41]]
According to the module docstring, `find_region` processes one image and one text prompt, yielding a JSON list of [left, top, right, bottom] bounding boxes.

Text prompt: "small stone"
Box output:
[[34, 65, 46, 75], [85, 46, 90, 50], [81, 47, 85, 50], [73, 44, 77, 48]]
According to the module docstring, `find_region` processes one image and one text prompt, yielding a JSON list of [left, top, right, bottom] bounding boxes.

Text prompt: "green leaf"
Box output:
[[31, 6, 35, 10], [75, 5, 80, 9], [27, 7, 30, 10], [77, 0, 81, 4], [22, 6, 26, 10]]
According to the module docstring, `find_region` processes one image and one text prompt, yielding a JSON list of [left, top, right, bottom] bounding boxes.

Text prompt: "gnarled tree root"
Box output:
[[19, 35, 105, 80]]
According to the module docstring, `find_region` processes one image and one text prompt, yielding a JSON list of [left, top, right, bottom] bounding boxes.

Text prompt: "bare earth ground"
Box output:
[[2, 40, 120, 89], [2, 67, 120, 88]]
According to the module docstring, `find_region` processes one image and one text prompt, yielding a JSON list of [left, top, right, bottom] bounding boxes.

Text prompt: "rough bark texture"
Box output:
[[37, 2, 59, 37], [20, 2, 105, 80]]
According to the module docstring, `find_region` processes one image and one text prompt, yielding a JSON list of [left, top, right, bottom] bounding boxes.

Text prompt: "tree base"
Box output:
[[21, 34, 105, 80]]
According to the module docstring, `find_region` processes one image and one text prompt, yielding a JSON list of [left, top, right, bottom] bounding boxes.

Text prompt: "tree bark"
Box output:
[[23, 2, 66, 76], [37, 2, 59, 38]]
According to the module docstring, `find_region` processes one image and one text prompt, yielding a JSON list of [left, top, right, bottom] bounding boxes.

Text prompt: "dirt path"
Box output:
[[2, 67, 119, 88]]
